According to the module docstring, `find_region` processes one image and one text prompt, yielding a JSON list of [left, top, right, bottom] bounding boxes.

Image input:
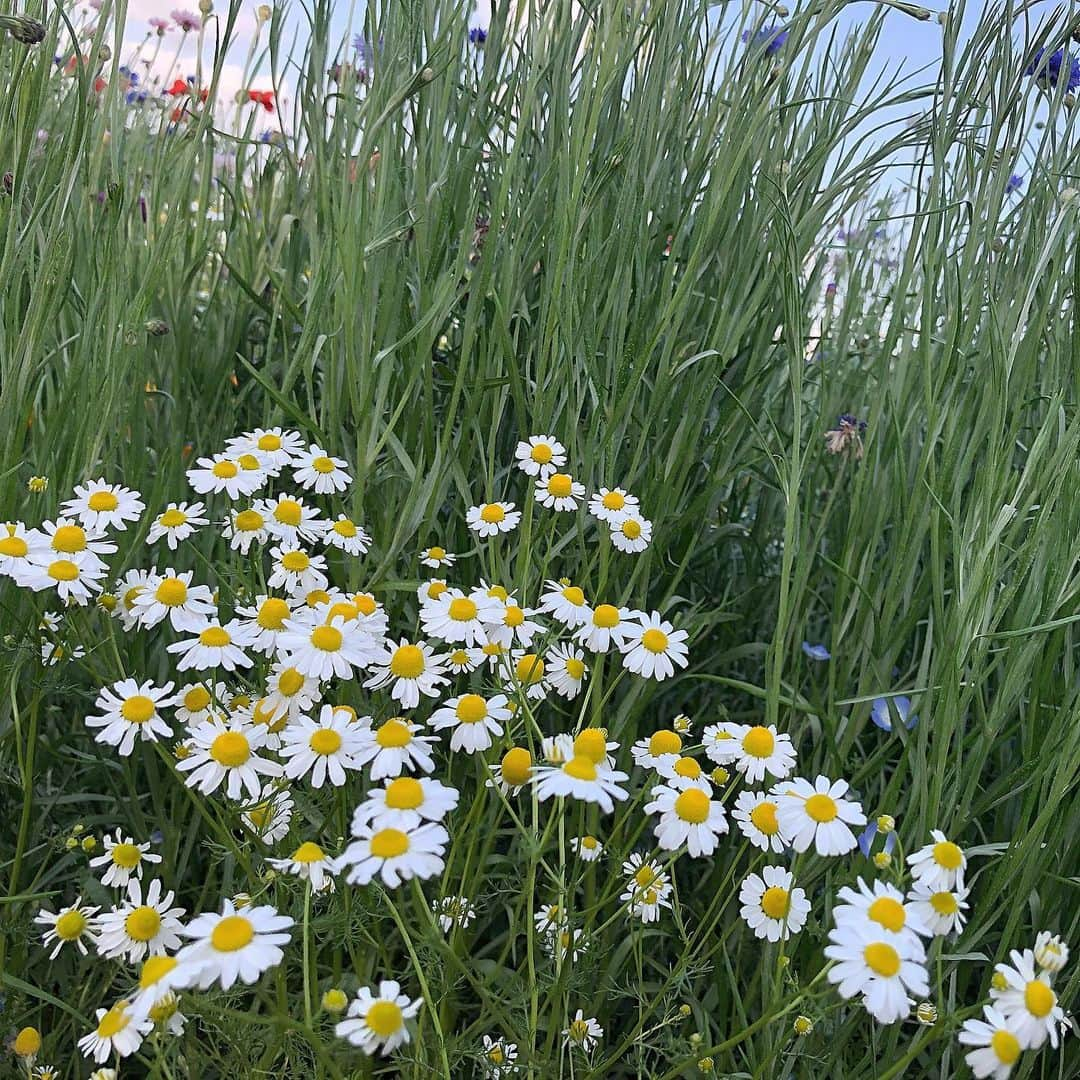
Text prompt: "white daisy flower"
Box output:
[[483, 599, 544, 650], [630, 728, 684, 770], [173, 680, 226, 727], [233, 594, 297, 656], [432, 894, 478, 933], [959, 1005, 1026, 1079], [445, 647, 477, 674], [419, 545, 456, 569], [731, 791, 788, 853], [739, 867, 811, 942], [588, 486, 639, 524], [85, 678, 176, 756], [570, 835, 603, 862], [186, 453, 264, 499], [132, 568, 215, 631], [110, 568, 154, 631], [223, 505, 270, 553], [417, 578, 449, 604], [275, 613, 375, 681], [146, 501, 208, 549], [62, 479, 145, 532], [543, 924, 586, 963], [174, 899, 293, 990], [336, 821, 449, 888], [1033, 932, 1069, 974], [225, 427, 304, 472], [267, 841, 336, 892], [531, 756, 629, 815], [644, 783, 728, 856], [323, 514, 371, 556], [90, 833, 162, 888], [535, 471, 584, 511], [364, 639, 449, 708], [16, 552, 105, 605], [176, 715, 283, 799], [0, 521, 32, 578], [258, 493, 326, 545], [466, 501, 521, 537], [420, 587, 503, 647], [429, 693, 511, 753], [167, 618, 255, 672], [907, 829, 967, 893], [574, 603, 639, 653], [335, 981, 422, 1056], [279, 705, 367, 788], [354, 717, 439, 780], [480, 1034, 519, 1076], [545, 643, 588, 698], [292, 444, 352, 494], [262, 662, 321, 721], [989, 949, 1065, 1049], [563, 1010, 602, 1053], [344, 591, 390, 637], [905, 881, 969, 937], [514, 434, 567, 477], [834, 878, 930, 947], [538, 579, 591, 628], [608, 511, 652, 554], [654, 755, 712, 791], [774, 775, 866, 856], [34, 897, 100, 958], [129, 954, 188, 1021], [96, 878, 186, 962], [267, 546, 329, 596], [78, 1001, 151, 1064], [619, 611, 689, 681], [725, 723, 796, 784], [242, 786, 294, 844], [701, 720, 742, 764], [353, 776, 460, 831], [488, 746, 533, 795], [25, 517, 115, 572], [620, 854, 673, 923]]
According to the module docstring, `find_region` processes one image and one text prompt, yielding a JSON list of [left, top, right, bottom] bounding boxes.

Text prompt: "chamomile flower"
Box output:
[[17, 552, 106, 605], [96, 878, 185, 962], [258, 494, 326, 545], [267, 841, 335, 892], [292, 444, 352, 493], [175, 899, 293, 990], [129, 955, 188, 1021], [631, 728, 684, 770], [958, 1006, 1026, 1079], [109, 568, 153, 630], [364, 639, 449, 708], [834, 878, 930, 948], [571, 835, 603, 862], [146, 501, 208, 549], [505, 650, 551, 700], [774, 776, 866, 856], [176, 715, 282, 799], [35, 897, 100, 958], [608, 511, 653, 554], [432, 894, 478, 933], [90, 833, 162, 888], [645, 783, 729, 856], [575, 603, 638, 653], [242, 786, 294, 843], [0, 521, 32, 578], [353, 776, 460, 831], [655, 754, 712, 791], [186, 453, 263, 499], [263, 662, 321, 720], [989, 949, 1064, 1048], [1033, 932, 1069, 974], [480, 1034, 519, 1076], [489, 746, 533, 794], [429, 693, 511, 753], [732, 791, 788, 853], [418, 578, 449, 604], [445, 647, 477, 674], [620, 611, 689, 680], [514, 434, 566, 477], [907, 830, 967, 893], [539, 579, 591, 627], [78, 1001, 151, 1063], [535, 471, 585, 511], [541, 643, 585, 699], [355, 717, 439, 779], [420, 587, 503, 646], [226, 427, 303, 472], [563, 1011, 602, 1053], [588, 486, 640, 524], [336, 821, 449, 887], [223, 506, 270, 553], [532, 755, 629, 814], [167, 618, 255, 672], [173, 680, 226, 726], [466, 501, 521, 537], [905, 881, 969, 937], [725, 723, 796, 784], [279, 705, 366, 787], [323, 514, 371, 555], [133, 568, 215, 631], [267, 545, 329, 595], [419, 545, 456, 569], [543, 925, 585, 963], [620, 854, 673, 923], [232, 594, 295, 656], [335, 981, 422, 1056], [63, 479, 145, 531], [739, 867, 811, 942], [572, 727, 619, 768], [26, 517, 116, 572], [276, 613, 374, 680], [85, 677, 176, 756], [823, 919, 929, 1024]]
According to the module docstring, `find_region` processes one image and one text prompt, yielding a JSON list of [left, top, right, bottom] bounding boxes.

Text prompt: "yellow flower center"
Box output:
[[455, 694, 489, 723], [96, 1005, 130, 1039], [326, 602, 359, 623], [211, 915, 254, 952], [761, 886, 790, 920], [863, 942, 901, 978], [354, 593, 377, 615], [51, 524, 87, 552], [561, 586, 585, 605], [547, 473, 573, 497], [932, 840, 963, 870], [120, 695, 156, 724], [234, 509, 264, 532], [592, 603, 620, 628], [426, 581, 448, 600], [620, 518, 642, 539], [306, 588, 331, 606], [991, 1029, 1021, 1065], [501, 747, 532, 786], [159, 507, 187, 527], [563, 755, 598, 781], [274, 499, 303, 526], [648, 729, 682, 756], [238, 453, 261, 472], [88, 490, 119, 512], [12, 1027, 41, 1057], [487, 584, 509, 601], [641, 628, 669, 653], [110, 842, 142, 869], [55, 909, 88, 940], [742, 725, 775, 758], [569, 1019, 589, 1042], [332, 518, 357, 537], [365, 1000, 404, 1037], [125, 905, 162, 942], [673, 756, 702, 778], [480, 503, 506, 523], [515, 654, 545, 684], [574, 728, 608, 763], [199, 626, 231, 647], [291, 841, 325, 863], [384, 777, 425, 809], [277, 667, 305, 696], [212, 460, 238, 478], [310, 625, 343, 652], [257, 597, 291, 629], [1024, 980, 1056, 1018], [210, 731, 250, 767], [530, 443, 553, 464], [634, 865, 658, 888], [0, 535, 28, 557], [426, 546, 446, 561], [601, 491, 626, 510], [566, 657, 586, 679], [312, 456, 337, 474], [370, 828, 410, 859], [309, 728, 343, 755], [183, 685, 211, 712], [804, 793, 838, 823], [929, 891, 958, 915], [504, 605, 525, 627], [674, 788, 711, 823], [156, 577, 188, 606], [281, 550, 310, 572], [375, 719, 412, 748], [389, 645, 425, 679], [48, 559, 79, 581], [448, 597, 478, 622], [749, 801, 779, 835], [867, 896, 907, 933], [488, 1045, 505, 1063]]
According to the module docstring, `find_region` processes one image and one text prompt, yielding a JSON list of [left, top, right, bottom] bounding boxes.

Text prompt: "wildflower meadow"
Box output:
[[2, 0, 1080, 1076]]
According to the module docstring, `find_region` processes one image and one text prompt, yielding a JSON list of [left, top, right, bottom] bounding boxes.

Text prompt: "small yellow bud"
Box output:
[[688, 1032, 702, 1048], [27, 476, 49, 493], [64, 837, 78, 850], [322, 988, 349, 1013], [698, 1058, 715, 1072], [873, 852, 892, 869], [678, 1004, 692, 1018], [174, 742, 192, 760], [793, 1015, 813, 1036], [256, 3, 271, 20], [915, 1002, 938, 1025], [81, 836, 97, 852], [233, 892, 252, 909], [72, 823, 85, 835], [13, 1026, 42, 1056], [97, 593, 118, 612], [876, 814, 895, 833], [710, 767, 730, 785], [991, 971, 1009, 991]]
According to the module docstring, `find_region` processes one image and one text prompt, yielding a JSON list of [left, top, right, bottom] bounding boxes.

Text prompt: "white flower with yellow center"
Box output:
[[419, 545, 456, 569], [129, 954, 187, 1021], [620, 854, 673, 923], [446, 647, 477, 674], [26, 517, 116, 571], [534, 471, 585, 511], [267, 841, 336, 892], [146, 501, 208, 549], [571, 727, 619, 768], [167, 618, 255, 672], [257, 493, 326, 545], [354, 717, 439, 780], [466, 501, 521, 537], [546, 643, 588, 698], [276, 613, 374, 681], [110, 567, 154, 631], [34, 897, 100, 958], [279, 705, 366, 787], [721, 723, 796, 785], [226, 427, 303, 473], [62, 479, 145, 532], [77, 1001, 151, 1064], [619, 611, 689, 680], [504, 650, 551, 700], [335, 981, 422, 1056], [532, 755, 629, 815], [186, 453, 263, 499], [17, 551, 106, 605], [174, 899, 293, 990], [364, 638, 449, 708], [905, 881, 968, 937], [133, 568, 215, 631], [824, 918, 929, 1024], [173, 680, 227, 727], [353, 776, 460, 831], [539, 579, 591, 628], [323, 514, 371, 555], [959, 1006, 1026, 1079], [570, 835, 603, 862], [0, 520, 32, 579], [96, 878, 186, 961], [739, 867, 811, 942], [433, 894, 477, 933], [417, 578, 449, 604], [774, 775, 866, 856], [514, 434, 566, 477], [907, 829, 967, 893], [588, 486, 639, 524], [1033, 931, 1069, 974], [420, 587, 503, 647], [483, 598, 544, 650], [429, 692, 511, 753], [234, 594, 297, 656], [574, 603, 638, 653], [631, 728, 684, 770], [563, 1010, 603, 1053], [336, 821, 449, 887], [292, 444, 352, 494], [223, 505, 270, 553], [655, 754, 712, 792], [262, 662, 321, 720], [344, 591, 389, 637], [241, 786, 294, 843], [176, 715, 283, 799], [266, 544, 329, 595], [480, 1034, 519, 1076], [645, 783, 729, 856], [608, 511, 653, 554], [543, 924, 585, 963], [488, 746, 533, 795], [989, 948, 1065, 1048], [732, 790, 788, 853], [90, 833, 162, 888], [85, 677, 176, 756], [833, 878, 930, 950]]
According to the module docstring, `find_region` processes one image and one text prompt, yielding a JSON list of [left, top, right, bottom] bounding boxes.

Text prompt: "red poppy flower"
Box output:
[[166, 78, 190, 96], [247, 89, 274, 112]]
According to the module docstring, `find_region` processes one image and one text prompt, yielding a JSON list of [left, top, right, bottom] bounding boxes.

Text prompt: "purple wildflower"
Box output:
[[468, 26, 487, 45], [870, 696, 918, 732], [1006, 173, 1024, 194], [1026, 47, 1080, 92], [741, 25, 788, 55], [171, 9, 201, 32], [801, 642, 831, 662], [148, 16, 171, 33]]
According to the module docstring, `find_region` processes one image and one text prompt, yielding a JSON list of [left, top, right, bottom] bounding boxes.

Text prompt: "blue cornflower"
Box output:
[[1006, 173, 1024, 194], [801, 641, 830, 661], [468, 26, 487, 45], [353, 34, 383, 68], [1026, 47, 1080, 92], [741, 25, 788, 55], [870, 695, 918, 732]]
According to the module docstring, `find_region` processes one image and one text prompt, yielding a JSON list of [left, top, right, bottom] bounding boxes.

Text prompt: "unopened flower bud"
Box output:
[[688, 1032, 702, 1048], [876, 814, 895, 833], [13, 1027, 42, 1057], [420, 66, 434, 82], [199, 0, 213, 15], [257, 3, 271, 20], [1034, 931, 1069, 974], [28, 475, 48, 493], [793, 1015, 813, 1036], [710, 767, 730, 785], [678, 1004, 692, 1018], [81, 836, 97, 852], [873, 851, 892, 869], [698, 1058, 715, 1072], [916, 1002, 938, 1025], [322, 988, 348, 1013], [2, 15, 46, 45]]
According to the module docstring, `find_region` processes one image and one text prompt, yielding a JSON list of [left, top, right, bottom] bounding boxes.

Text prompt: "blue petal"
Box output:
[[801, 641, 830, 661], [857, 822, 877, 857], [870, 697, 892, 730]]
